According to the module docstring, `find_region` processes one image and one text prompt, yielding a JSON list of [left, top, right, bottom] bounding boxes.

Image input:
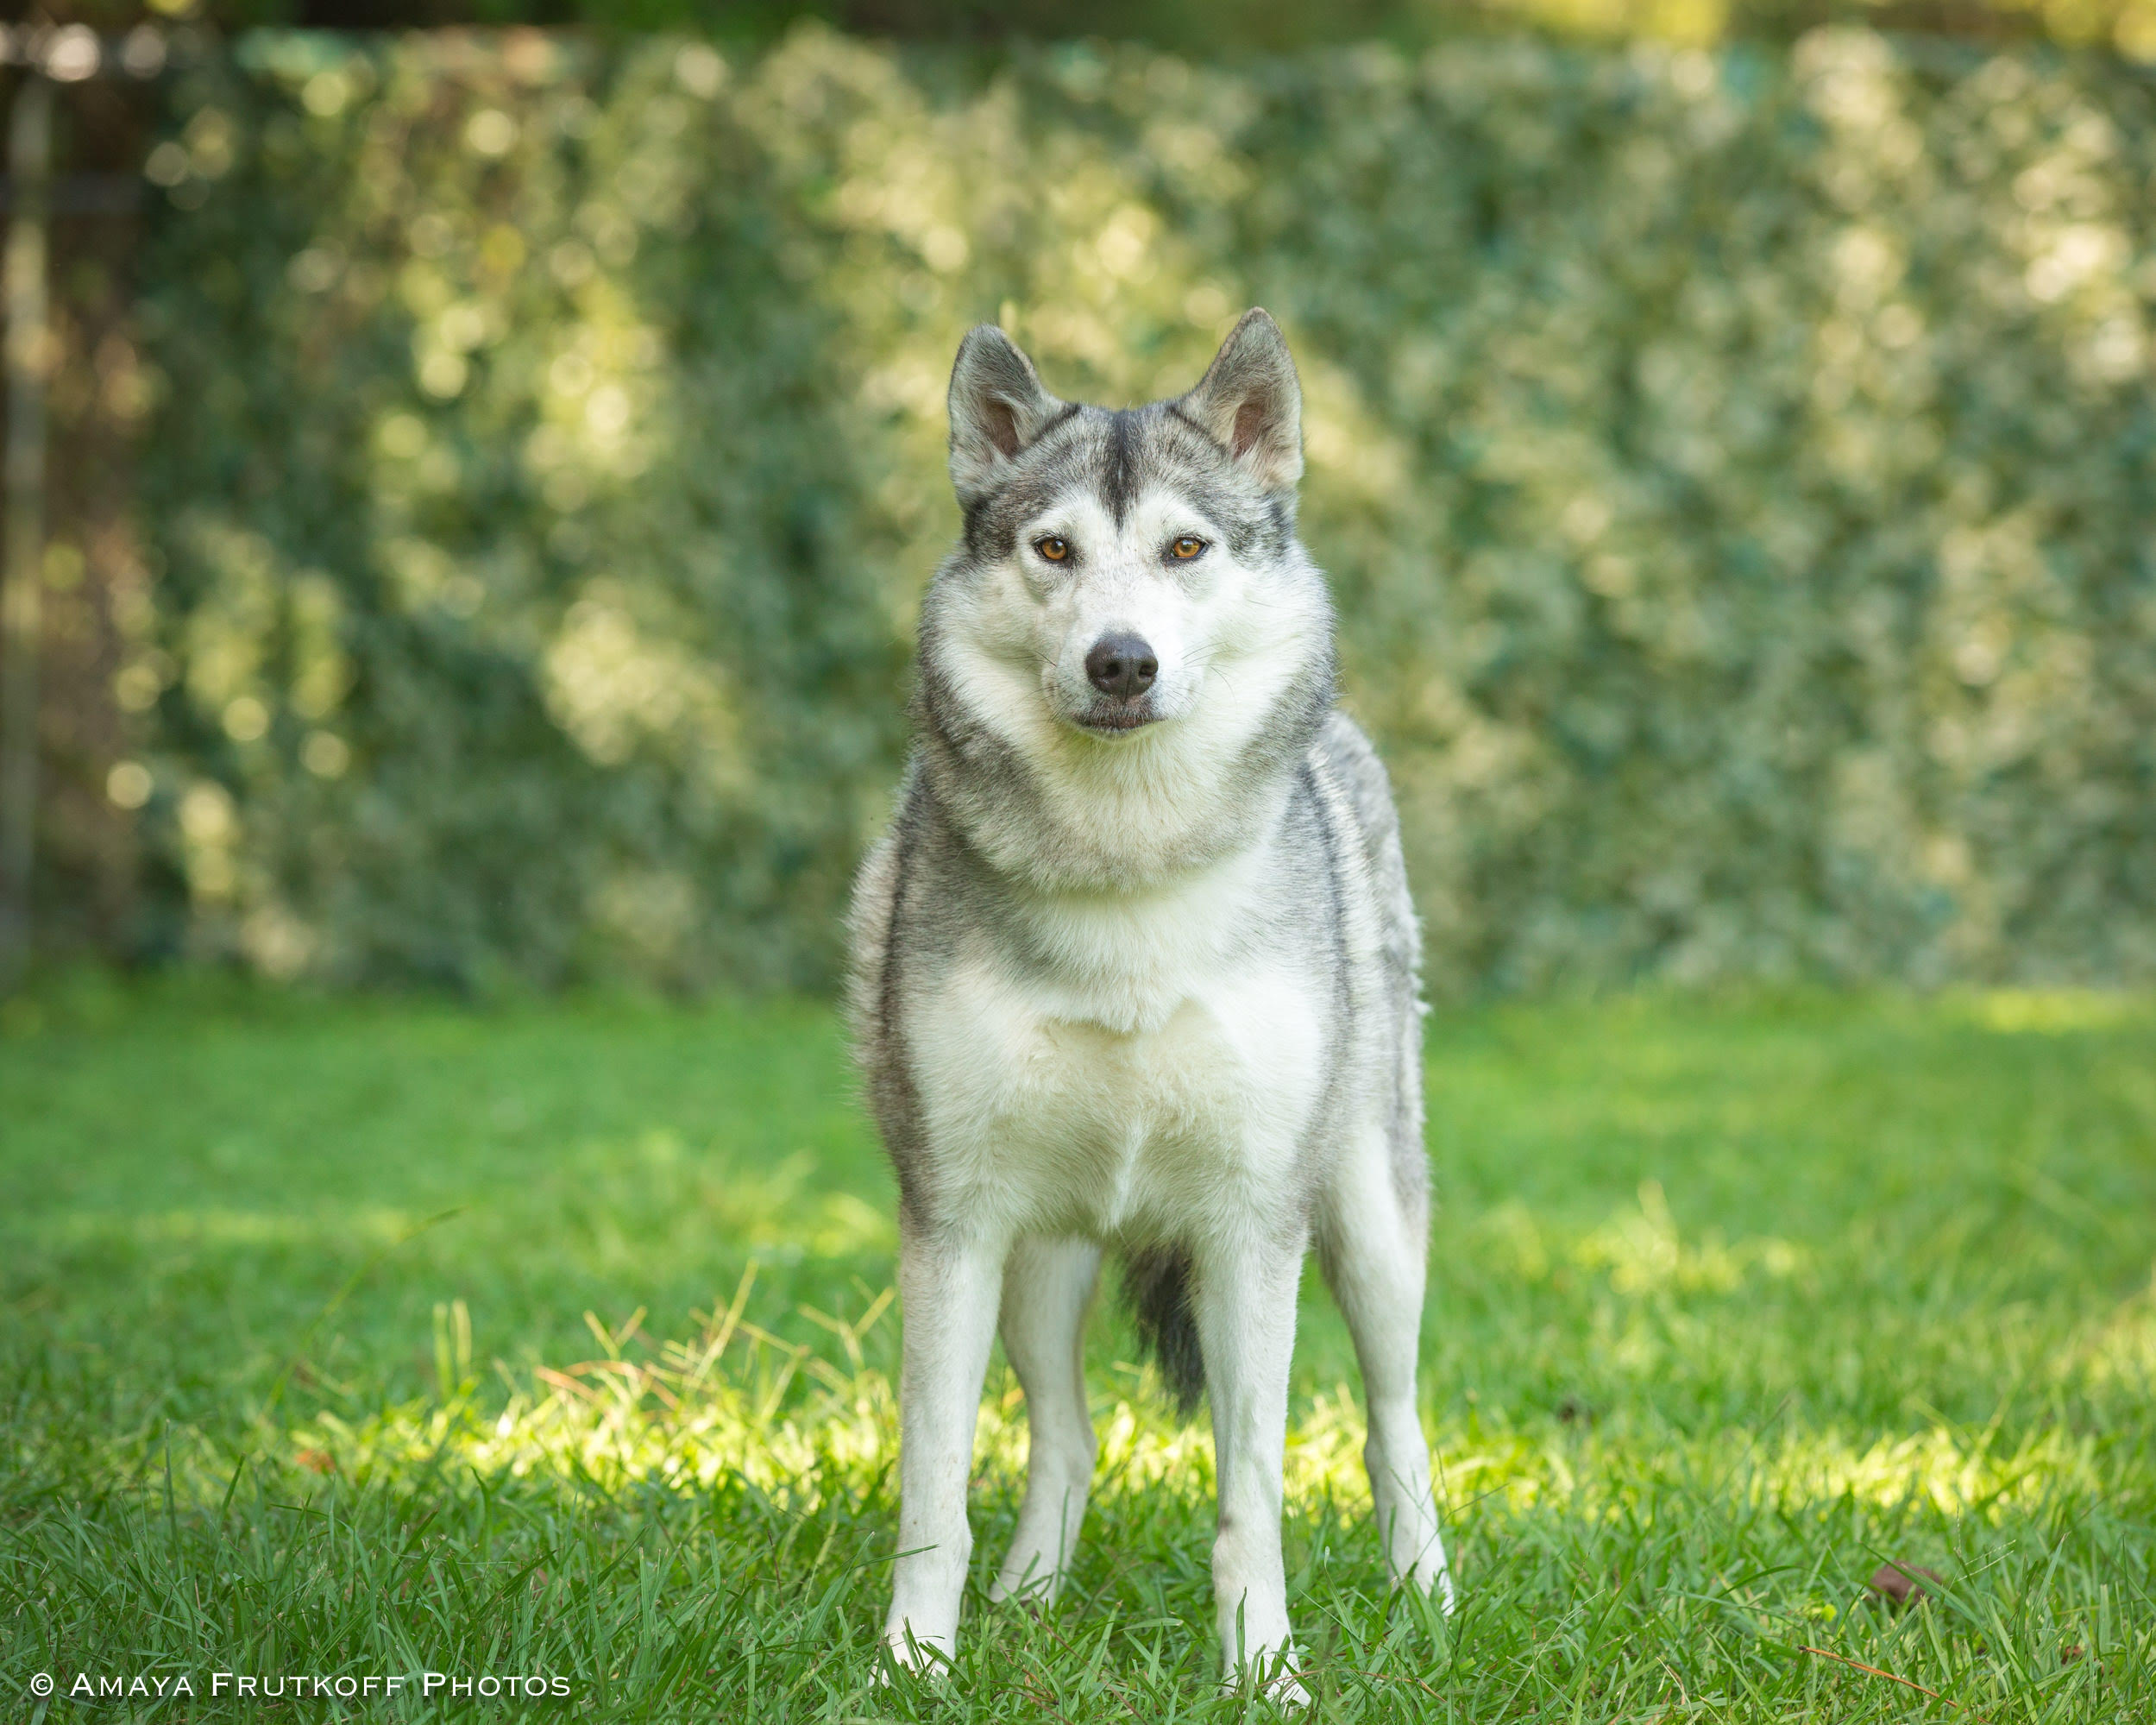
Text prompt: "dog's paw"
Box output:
[[1221, 1649, 1310, 1710], [987, 1550, 1063, 1607], [1409, 1554, 1456, 1614], [1380, 1519, 1456, 1613], [875, 1627, 954, 1686]]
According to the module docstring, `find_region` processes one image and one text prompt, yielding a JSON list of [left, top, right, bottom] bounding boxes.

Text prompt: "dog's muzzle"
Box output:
[[1078, 632, 1160, 732]]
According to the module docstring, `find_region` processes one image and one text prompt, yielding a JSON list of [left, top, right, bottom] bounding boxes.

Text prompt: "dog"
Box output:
[[849, 309, 1453, 1692]]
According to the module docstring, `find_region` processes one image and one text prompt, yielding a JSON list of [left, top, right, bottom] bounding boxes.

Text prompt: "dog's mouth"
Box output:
[[1072, 702, 1158, 735]]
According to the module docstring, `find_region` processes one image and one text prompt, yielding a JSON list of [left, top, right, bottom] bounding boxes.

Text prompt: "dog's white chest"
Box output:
[[909, 921, 1329, 1242]]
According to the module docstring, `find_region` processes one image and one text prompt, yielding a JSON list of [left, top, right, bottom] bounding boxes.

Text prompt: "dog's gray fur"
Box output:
[[850, 311, 1451, 1691]]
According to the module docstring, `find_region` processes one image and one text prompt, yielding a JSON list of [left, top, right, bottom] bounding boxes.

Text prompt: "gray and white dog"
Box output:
[[849, 310, 1452, 1690]]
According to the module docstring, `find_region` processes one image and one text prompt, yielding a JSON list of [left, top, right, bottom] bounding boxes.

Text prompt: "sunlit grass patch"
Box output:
[[230, 1283, 2153, 1720], [1960, 989, 2156, 1037], [278, 1294, 2121, 1533], [210, 1301, 2152, 1721]]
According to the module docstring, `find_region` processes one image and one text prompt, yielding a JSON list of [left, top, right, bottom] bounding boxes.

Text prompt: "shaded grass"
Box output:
[[3, 980, 2154, 1719]]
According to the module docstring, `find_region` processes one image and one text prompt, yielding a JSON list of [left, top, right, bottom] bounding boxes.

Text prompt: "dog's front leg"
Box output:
[[990, 1236, 1101, 1603], [1194, 1228, 1306, 1697], [883, 1222, 1003, 1673]]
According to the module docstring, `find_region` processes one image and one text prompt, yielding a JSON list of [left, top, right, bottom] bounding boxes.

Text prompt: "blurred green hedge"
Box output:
[[56, 1, 2156, 62], [128, 28, 2156, 993]]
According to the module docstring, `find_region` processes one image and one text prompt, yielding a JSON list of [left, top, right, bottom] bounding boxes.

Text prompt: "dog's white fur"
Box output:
[[851, 312, 1451, 1691]]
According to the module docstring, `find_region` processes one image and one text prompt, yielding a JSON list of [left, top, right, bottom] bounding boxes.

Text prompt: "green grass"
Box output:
[[4, 980, 2154, 1720]]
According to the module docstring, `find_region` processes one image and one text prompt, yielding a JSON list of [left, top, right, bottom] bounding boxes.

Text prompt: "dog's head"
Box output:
[[929, 310, 1329, 745], [915, 312, 1336, 887]]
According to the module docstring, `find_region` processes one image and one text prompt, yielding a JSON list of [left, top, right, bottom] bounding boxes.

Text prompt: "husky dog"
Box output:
[[849, 310, 1452, 1690]]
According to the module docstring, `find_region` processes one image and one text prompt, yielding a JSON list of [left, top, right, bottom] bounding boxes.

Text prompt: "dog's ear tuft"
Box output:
[[1183, 308, 1303, 494], [947, 325, 1064, 507]]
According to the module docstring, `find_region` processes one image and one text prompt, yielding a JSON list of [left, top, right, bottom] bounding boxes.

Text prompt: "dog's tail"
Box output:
[[1121, 1246, 1204, 1416]]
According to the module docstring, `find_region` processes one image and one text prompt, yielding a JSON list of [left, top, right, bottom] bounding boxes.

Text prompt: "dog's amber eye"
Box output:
[[1035, 536, 1070, 563], [1169, 535, 1207, 561]]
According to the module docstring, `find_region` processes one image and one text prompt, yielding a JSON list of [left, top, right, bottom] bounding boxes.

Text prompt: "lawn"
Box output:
[[3, 980, 2153, 1720]]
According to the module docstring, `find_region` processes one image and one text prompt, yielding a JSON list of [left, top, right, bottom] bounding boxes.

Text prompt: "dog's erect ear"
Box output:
[[947, 325, 1065, 507], [1181, 308, 1303, 494]]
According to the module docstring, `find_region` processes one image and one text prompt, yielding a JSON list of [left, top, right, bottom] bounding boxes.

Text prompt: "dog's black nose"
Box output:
[[1084, 633, 1158, 699]]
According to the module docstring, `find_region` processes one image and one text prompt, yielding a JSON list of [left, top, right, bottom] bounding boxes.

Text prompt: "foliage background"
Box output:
[[91, 27, 2156, 993], [46, 0, 2156, 65]]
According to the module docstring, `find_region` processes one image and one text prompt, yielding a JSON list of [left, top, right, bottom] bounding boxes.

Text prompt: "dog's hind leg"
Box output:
[[1194, 1228, 1307, 1697], [990, 1236, 1101, 1604], [883, 1224, 1005, 1672], [1319, 1130, 1454, 1606]]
